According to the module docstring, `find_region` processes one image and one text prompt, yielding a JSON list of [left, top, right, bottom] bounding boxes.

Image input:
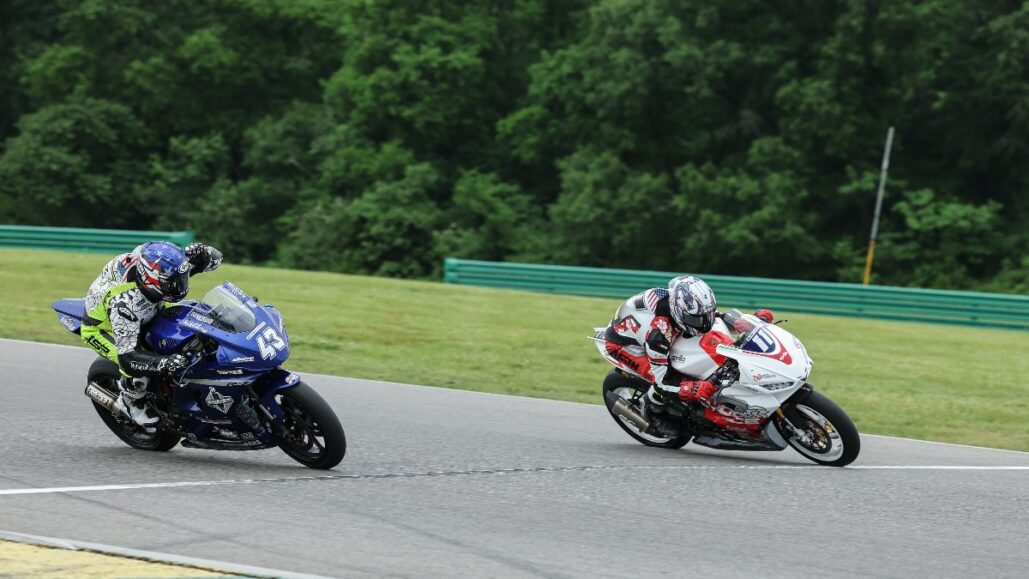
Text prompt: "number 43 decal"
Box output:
[[257, 327, 286, 360]]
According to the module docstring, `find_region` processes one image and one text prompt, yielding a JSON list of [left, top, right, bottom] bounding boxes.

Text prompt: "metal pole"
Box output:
[[862, 126, 895, 285]]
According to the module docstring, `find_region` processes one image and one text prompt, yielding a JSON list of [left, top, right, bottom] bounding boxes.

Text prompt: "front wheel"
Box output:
[[275, 382, 346, 469], [781, 390, 860, 467]]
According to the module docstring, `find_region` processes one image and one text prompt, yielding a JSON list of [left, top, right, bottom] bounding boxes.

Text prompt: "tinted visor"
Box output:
[[681, 310, 716, 333], [160, 271, 189, 302]]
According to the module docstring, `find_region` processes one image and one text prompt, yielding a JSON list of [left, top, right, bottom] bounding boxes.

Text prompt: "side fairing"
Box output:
[[146, 304, 199, 354], [669, 318, 731, 379]]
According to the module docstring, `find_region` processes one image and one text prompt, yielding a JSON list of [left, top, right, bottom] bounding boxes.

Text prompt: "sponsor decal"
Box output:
[[231, 356, 255, 363], [85, 335, 110, 354], [286, 372, 300, 384], [128, 361, 151, 372], [216, 368, 244, 375], [670, 354, 686, 363], [196, 417, 233, 425], [205, 387, 234, 414], [181, 319, 205, 332], [245, 321, 267, 340], [225, 284, 249, 300], [190, 312, 214, 324], [760, 382, 794, 391], [712, 401, 770, 425], [228, 439, 265, 448], [59, 315, 78, 330], [604, 342, 650, 378]]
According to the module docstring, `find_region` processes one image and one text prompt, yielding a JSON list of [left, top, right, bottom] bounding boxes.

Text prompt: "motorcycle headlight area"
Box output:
[[759, 381, 795, 391]]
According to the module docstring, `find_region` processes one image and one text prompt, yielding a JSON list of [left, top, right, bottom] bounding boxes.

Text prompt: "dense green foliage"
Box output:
[[1, 0, 1026, 291]]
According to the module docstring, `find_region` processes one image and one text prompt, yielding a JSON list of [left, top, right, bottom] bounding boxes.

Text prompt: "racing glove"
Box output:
[[157, 354, 189, 373], [678, 379, 716, 404], [185, 242, 223, 273], [754, 309, 774, 323], [120, 352, 188, 377]]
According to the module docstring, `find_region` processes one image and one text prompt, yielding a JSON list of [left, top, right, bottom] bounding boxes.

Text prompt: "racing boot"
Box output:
[[641, 387, 679, 437], [115, 377, 158, 432]]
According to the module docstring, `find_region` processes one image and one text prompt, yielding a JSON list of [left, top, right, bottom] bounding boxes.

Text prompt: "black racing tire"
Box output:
[[602, 369, 691, 449], [87, 357, 181, 452], [275, 381, 346, 469], [782, 390, 860, 467]]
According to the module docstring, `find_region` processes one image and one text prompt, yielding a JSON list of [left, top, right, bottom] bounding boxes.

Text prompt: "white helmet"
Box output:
[[668, 276, 717, 333]]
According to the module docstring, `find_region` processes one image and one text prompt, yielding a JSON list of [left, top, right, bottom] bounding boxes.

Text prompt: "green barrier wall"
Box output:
[[444, 258, 1029, 331], [0, 225, 194, 253]]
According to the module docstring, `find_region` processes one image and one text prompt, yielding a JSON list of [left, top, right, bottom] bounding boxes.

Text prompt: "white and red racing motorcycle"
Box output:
[[594, 311, 860, 466]]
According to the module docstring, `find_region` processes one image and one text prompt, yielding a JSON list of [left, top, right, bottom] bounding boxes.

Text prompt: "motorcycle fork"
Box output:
[[244, 386, 290, 439], [774, 407, 806, 441]]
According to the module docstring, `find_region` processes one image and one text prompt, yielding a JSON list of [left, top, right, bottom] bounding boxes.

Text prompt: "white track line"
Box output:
[[1, 464, 1026, 497], [0, 530, 333, 579]]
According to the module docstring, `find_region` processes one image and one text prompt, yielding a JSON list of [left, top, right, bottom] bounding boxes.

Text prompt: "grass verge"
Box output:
[[2, 248, 1026, 451]]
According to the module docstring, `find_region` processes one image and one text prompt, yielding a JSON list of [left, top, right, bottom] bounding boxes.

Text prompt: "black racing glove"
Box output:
[[120, 352, 188, 376], [157, 353, 189, 374], [185, 242, 223, 273]]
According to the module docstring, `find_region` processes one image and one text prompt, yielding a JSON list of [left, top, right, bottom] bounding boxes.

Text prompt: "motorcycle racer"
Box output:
[[81, 241, 222, 429], [602, 275, 774, 435]]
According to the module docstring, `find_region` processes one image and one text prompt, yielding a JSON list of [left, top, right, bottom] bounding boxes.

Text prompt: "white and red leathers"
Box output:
[[600, 292, 773, 415], [603, 288, 706, 397]]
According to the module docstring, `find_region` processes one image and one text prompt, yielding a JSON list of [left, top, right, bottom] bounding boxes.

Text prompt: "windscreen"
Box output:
[[195, 285, 256, 333]]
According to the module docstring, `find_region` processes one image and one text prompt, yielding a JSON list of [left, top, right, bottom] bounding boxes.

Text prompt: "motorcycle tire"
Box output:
[[782, 390, 860, 467], [603, 369, 691, 449], [87, 357, 181, 452], [275, 381, 346, 469]]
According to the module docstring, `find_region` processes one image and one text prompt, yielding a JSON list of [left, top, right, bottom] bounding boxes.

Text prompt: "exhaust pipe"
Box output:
[[85, 381, 124, 417], [606, 392, 651, 432]]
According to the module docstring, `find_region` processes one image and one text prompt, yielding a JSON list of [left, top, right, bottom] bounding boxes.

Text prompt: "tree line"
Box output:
[[1, 0, 1025, 292]]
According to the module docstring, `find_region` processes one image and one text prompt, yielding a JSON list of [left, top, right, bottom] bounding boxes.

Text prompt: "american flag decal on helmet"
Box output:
[[140, 259, 161, 286]]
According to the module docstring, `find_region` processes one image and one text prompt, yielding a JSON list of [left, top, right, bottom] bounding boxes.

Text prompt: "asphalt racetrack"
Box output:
[[1, 339, 1027, 578]]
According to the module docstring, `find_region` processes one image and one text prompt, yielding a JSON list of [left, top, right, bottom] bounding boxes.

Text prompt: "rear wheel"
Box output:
[[602, 369, 691, 449], [782, 390, 860, 467], [87, 358, 181, 452], [275, 382, 346, 469]]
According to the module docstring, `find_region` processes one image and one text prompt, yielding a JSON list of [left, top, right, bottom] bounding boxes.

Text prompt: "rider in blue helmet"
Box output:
[[81, 241, 222, 429]]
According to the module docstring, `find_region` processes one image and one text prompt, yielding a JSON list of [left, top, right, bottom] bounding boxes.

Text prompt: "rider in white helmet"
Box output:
[[603, 275, 773, 435]]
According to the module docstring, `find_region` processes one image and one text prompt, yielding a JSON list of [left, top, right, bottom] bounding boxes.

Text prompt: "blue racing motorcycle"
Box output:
[[51, 282, 346, 469]]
